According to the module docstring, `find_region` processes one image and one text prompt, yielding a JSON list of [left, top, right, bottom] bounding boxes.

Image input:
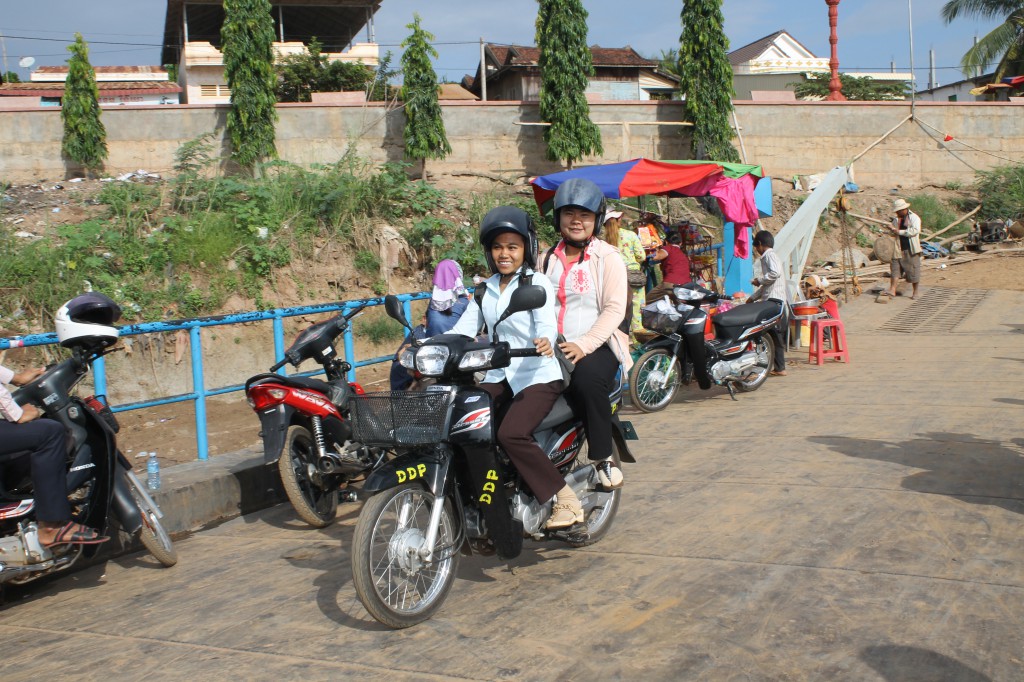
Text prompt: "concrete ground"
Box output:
[[1, 286, 1021, 681]]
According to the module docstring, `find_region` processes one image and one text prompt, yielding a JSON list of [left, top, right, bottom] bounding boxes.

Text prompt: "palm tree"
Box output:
[[656, 48, 682, 78], [941, 0, 1024, 80]]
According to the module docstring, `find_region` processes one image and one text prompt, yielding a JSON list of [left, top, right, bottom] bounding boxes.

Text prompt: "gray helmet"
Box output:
[[553, 178, 607, 239], [479, 205, 538, 274]]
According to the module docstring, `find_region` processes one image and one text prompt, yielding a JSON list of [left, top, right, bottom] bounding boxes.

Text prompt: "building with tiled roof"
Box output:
[[463, 44, 678, 101], [0, 66, 181, 107]]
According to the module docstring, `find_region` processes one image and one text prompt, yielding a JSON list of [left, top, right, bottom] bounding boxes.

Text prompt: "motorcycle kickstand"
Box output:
[[726, 382, 738, 401]]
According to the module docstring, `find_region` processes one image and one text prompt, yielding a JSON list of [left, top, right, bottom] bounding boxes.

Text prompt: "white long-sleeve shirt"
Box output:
[[450, 268, 563, 395], [0, 365, 24, 422], [750, 247, 789, 304]]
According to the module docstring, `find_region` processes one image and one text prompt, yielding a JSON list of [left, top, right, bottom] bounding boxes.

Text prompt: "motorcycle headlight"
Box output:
[[674, 286, 703, 302], [399, 347, 416, 369], [415, 345, 450, 376], [459, 348, 495, 371]]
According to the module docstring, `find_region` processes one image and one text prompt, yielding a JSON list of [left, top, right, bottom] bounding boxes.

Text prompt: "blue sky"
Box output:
[[0, 1, 1002, 87]]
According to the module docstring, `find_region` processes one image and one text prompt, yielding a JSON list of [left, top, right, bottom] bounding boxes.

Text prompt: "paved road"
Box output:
[[2, 288, 1022, 681]]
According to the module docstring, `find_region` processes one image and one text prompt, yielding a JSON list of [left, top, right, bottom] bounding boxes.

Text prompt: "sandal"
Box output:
[[44, 522, 109, 547], [770, 370, 788, 377]]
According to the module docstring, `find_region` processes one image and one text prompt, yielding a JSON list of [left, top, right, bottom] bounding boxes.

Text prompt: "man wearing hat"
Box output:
[[887, 198, 923, 300]]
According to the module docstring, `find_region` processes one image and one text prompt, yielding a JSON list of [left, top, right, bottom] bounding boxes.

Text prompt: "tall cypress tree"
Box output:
[[61, 33, 107, 176], [222, 0, 278, 172], [678, 0, 740, 162], [400, 14, 451, 170], [536, 0, 602, 167]]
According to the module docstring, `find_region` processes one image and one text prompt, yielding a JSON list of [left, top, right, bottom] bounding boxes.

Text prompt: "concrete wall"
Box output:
[[1, 99, 1021, 186]]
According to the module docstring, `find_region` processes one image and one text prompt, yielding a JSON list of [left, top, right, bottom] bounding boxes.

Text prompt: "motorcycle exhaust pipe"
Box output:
[[713, 351, 760, 383]]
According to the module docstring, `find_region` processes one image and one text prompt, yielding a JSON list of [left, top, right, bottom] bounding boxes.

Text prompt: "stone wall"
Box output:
[[1, 99, 1021, 186]]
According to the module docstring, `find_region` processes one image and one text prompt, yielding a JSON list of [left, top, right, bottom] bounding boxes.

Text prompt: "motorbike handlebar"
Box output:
[[508, 348, 541, 358], [269, 358, 288, 372]]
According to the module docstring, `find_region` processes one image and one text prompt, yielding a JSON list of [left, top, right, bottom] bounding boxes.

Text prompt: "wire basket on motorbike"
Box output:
[[640, 298, 683, 335], [348, 389, 452, 447]]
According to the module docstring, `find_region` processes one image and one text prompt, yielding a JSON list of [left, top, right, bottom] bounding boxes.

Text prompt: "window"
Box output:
[[200, 84, 231, 98], [947, 94, 957, 102]]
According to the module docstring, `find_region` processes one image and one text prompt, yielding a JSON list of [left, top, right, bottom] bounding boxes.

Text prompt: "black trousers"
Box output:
[[565, 344, 619, 461], [480, 380, 565, 504], [0, 418, 70, 523]]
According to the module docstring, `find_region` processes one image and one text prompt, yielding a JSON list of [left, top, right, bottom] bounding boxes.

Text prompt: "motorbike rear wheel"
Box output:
[[628, 348, 680, 413], [351, 483, 459, 629], [127, 476, 178, 567], [733, 336, 773, 393], [569, 442, 622, 547], [279, 424, 338, 527]]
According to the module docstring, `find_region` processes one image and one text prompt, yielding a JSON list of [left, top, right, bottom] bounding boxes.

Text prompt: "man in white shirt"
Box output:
[[887, 198, 923, 300], [749, 231, 790, 376]]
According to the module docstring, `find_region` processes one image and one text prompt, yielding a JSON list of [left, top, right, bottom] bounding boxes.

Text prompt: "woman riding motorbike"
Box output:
[[542, 178, 632, 491], [449, 206, 584, 529]]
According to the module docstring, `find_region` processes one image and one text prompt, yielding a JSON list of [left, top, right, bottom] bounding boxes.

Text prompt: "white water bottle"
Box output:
[[146, 452, 161, 491]]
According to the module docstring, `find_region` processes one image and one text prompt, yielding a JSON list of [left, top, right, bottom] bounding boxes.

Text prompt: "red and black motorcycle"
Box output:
[[245, 306, 385, 527]]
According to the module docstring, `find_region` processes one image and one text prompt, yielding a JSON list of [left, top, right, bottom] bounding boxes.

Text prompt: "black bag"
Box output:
[[627, 268, 647, 288]]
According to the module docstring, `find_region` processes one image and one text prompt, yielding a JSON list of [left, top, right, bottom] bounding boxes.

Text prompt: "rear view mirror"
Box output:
[[383, 295, 411, 330], [501, 285, 546, 320]]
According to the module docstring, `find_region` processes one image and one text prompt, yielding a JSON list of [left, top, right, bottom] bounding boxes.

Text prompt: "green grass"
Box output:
[[357, 311, 406, 346], [907, 193, 957, 235]]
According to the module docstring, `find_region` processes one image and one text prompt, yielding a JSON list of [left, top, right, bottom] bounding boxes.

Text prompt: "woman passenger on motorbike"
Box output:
[[449, 206, 584, 529], [542, 178, 632, 490]]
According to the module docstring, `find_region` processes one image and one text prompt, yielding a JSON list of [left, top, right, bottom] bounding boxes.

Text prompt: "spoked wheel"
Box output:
[[351, 483, 459, 629], [279, 424, 338, 527], [734, 335, 773, 393], [127, 474, 177, 567], [628, 348, 680, 413], [568, 439, 622, 547]]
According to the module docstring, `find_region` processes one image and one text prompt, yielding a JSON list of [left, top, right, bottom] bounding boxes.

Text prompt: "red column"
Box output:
[[825, 0, 846, 101]]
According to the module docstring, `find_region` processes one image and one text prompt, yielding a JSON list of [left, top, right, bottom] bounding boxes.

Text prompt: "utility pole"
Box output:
[[479, 38, 486, 102]]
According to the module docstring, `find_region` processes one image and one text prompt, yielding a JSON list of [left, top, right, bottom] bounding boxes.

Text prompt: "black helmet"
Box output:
[[55, 292, 121, 349], [479, 206, 538, 274], [553, 178, 607, 240]]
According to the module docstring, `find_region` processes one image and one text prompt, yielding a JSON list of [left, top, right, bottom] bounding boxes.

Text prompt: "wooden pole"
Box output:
[[921, 205, 981, 241]]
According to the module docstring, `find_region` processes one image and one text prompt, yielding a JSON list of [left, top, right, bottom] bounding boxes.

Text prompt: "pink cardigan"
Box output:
[[544, 239, 634, 371]]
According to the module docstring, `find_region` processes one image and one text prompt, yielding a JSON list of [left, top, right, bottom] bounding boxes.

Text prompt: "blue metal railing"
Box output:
[[1, 292, 430, 461]]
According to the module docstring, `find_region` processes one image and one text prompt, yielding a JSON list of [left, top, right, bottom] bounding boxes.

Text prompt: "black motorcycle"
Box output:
[[1, 343, 177, 586], [629, 283, 784, 411], [348, 288, 637, 628]]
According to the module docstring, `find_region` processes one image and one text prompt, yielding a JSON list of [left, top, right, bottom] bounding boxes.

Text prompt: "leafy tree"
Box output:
[[942, 0, 1024, 81], [61, 33, 107, 176], [367, 50, 400, 102], [678, 0, 740, 162], [276, 38, 378, 102], [400, 14, 451, 167], [536, 0, 603, 167], [793, 72, 909, 101], [221, 0, 278, 171], [1, 71, 20, 84], [655, 48, 682, 79]]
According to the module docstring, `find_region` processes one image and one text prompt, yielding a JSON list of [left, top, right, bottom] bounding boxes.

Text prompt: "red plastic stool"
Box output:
[[808, 318, 850, 365]]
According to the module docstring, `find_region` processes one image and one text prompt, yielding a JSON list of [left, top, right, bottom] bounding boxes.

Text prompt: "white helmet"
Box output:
[[55, 292, 121, 349]]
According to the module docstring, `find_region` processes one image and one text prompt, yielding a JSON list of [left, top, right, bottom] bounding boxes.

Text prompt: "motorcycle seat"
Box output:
[[250, 373, 332, 395], [535, 396, 575, 433], [713, 300, 780, 327]]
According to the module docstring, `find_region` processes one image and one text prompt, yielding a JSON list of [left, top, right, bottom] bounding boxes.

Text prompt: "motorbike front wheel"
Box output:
[[279, 424, 338, 527], [351, 483, 459, 629], [628, 348, 680, 413], [127, 475, 178, 567], [733, 336, 773, 393]]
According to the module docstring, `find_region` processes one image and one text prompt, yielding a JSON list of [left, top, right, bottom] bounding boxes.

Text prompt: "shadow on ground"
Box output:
[[809, 432, 1024, 515], [861, 644, 991, 682]]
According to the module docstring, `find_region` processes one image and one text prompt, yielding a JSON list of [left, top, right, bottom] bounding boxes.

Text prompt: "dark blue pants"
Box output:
[[0, 418, 70, 523]]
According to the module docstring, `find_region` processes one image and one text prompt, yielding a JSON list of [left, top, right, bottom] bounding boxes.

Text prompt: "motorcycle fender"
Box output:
[[256, 404, 294, 464], [638, 336, 678, 354], [611, 415, 638, 463], [111, 470, 143, 535], [362, 451, 448, 498]]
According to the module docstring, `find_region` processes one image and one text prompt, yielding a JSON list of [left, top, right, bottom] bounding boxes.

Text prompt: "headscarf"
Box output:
[[429, 259, 467, 312]]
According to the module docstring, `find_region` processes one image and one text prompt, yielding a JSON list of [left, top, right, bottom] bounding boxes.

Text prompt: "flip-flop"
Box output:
[[45, 522, 110, 547], [770, 370, 788, 376]]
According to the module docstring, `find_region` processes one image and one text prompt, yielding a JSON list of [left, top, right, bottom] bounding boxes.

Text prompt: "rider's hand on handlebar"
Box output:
[[17, 404, 42, 423], [12, 367, 44, 386], [533, 337, 553, 357], [558, 341, 585, 364]]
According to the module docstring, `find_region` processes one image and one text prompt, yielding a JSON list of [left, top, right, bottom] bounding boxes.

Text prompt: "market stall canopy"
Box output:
[[531, 158, 765, 256], [969, 75, 1024, 95]]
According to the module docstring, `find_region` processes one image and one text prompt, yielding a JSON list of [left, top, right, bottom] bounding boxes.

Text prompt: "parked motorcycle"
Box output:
[[348, 289, 638, 628], [629, 283, 784, 412], [1, 295, 177, 586], [245, 305, 386, 527]]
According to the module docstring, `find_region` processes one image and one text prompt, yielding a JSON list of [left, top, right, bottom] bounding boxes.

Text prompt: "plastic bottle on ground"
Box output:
[[146, 452, 161, 491]]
